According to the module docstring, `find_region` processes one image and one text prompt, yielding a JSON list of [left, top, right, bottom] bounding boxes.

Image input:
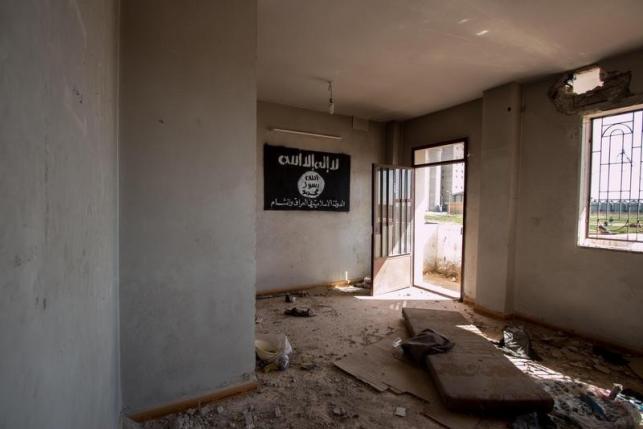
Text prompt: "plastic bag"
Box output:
[[255, 334, 293, 372]]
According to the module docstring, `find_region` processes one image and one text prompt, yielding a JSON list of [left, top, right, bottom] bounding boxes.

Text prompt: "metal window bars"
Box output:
[[587, 108, 643, 242]]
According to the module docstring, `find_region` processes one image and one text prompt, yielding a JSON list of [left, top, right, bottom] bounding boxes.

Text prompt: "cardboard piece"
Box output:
[[335, 333, 502, 428]]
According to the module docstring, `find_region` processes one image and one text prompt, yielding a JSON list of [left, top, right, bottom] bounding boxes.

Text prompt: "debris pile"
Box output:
[[142, 404, 284, 429], [527, 329, 639, 380], [143, 287, 643, 429], [498, 325, 540, 360], [532, 379, 642, 428]]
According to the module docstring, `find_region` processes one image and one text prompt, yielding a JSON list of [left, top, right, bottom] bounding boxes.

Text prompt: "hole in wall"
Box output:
[[569, 67, 603, 94], [548, 65, 632, 115]]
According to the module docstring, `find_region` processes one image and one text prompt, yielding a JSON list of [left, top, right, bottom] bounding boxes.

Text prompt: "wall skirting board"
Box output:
[[512, 312, 642, 356], [256, 278, 364, 297], [128, 380, 257, 423], [472, 303, 512, 320], [462, 294, 475, 306], [469, 302, 642, 355]]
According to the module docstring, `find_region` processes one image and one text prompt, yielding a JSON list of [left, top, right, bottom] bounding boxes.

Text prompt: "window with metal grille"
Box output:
[[579, 105, 643, 252]]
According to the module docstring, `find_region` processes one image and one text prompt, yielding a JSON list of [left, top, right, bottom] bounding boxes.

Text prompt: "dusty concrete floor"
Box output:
[[143, 286, 643, 429]]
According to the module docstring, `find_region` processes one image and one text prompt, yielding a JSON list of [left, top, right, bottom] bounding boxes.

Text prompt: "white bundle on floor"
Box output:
[[255, 334, 293, 371]]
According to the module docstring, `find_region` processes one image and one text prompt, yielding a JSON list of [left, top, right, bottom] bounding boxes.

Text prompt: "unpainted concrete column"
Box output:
[[475, 83, 521, 315], [119, 0, 257, 413], [385, 121, 403, 165]]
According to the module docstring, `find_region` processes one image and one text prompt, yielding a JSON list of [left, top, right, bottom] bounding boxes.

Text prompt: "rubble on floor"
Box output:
[[142, 287, 643, 429], [283, 307, 314, 317], [535, 379, 641, 428]]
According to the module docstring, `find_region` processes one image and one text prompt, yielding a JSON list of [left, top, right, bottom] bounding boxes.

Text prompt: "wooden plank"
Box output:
[[335, 334, 507, 428], [403, 308, 554, 414], [128, 380, 257, 422]]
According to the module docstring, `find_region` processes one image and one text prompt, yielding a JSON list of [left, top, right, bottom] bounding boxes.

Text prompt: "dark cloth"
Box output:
[[400, 328, 454, 365], [498, 325, 540, 360], [284, 307, 314, 317]]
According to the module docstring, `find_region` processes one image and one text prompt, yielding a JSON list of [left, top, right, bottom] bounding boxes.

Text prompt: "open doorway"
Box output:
[[412, 140, 467, 299]]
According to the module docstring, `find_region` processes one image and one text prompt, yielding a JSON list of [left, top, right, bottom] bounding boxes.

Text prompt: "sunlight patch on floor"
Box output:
[[352, 287, 454, 301]]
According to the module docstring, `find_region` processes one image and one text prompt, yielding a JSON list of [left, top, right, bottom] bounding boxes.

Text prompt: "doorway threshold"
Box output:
[[415, 282, 460, 300], [354, 286, 453, 301]]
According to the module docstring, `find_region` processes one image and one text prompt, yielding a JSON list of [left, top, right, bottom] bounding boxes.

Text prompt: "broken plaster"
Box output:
[[548, 66, 632, 115]]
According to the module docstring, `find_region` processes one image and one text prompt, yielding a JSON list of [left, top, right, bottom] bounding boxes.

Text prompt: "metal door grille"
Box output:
[[374, 167, 413, 257]]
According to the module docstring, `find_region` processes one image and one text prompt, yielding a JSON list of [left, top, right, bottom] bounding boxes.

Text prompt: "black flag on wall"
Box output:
[[263, 144, 350, 211]]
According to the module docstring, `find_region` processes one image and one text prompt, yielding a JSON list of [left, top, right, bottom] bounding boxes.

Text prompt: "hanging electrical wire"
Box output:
[[328, 81, 335, 115]]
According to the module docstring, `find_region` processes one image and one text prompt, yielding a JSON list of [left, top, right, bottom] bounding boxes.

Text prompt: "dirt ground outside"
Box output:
[[422, 271, 460, 294]]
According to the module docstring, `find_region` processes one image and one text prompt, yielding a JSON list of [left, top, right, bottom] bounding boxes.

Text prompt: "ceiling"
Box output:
[[258, 0, 643, 121]]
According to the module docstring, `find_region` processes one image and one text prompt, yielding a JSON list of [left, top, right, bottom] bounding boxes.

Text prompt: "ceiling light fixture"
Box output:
[[270, 128, 342, 140], [328, 81, 335, 115]]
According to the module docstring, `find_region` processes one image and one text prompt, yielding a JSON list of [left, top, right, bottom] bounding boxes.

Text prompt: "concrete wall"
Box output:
[[513, 49, 643, 351], [403, 48, 643, 350], [0, 1, 120, 428], [476, 83, 522, 315], [402, 100, 483, 300], [119, 0, 257, 412], [415, 223, 463, 277], [256, 102, 385, 293], [423, 224, 463, 272]]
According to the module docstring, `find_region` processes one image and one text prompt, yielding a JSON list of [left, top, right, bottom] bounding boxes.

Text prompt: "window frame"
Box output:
[[577, 103, 643, 253], [412, 138, 467, 168]]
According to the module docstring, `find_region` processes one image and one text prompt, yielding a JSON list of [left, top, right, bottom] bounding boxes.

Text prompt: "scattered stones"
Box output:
[[198, 404, 214, 416], [122, 416, 142, 429], [562, 347, 582, 361], [570, 361, 591, 369], [394, 407, 406, 417], [594, 363, 611, 374], [300, 361, 317, 370], [170, 415, 192, 429], [242, 410, 254, 428], [141, 286, 643, 429]]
